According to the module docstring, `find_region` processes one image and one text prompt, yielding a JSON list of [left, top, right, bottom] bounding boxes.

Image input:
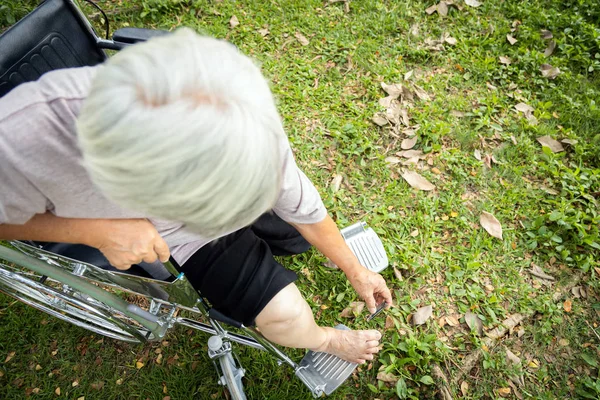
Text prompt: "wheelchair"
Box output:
[[0, 1, 389, 398]]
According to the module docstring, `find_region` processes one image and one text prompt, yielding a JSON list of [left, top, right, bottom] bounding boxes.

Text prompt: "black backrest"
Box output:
[[0, 0, 106, 98]]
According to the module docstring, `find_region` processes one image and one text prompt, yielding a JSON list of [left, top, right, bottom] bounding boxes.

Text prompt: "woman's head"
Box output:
[[77, 29, 284, 237]]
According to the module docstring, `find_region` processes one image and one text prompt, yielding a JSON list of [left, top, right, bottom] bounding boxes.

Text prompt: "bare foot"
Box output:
[[312, 327, 381, 364]]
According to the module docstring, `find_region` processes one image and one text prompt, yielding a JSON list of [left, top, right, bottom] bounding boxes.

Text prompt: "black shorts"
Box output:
[[178, 213, 310, 326]]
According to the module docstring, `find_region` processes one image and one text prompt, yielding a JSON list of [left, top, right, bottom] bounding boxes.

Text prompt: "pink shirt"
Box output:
[[0, 67, 326, 265]]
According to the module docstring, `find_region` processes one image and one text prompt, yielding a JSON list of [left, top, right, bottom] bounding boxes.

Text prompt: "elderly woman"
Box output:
[[0, 29, 391, 363]]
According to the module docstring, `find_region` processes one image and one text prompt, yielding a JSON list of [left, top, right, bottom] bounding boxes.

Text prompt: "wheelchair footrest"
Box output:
[[295, 325, 357, 398], [341, 222, 388, 273]]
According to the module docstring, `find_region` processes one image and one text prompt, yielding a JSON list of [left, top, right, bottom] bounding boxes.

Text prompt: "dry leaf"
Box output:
[[507, 34, 518, 45], [91, 381, 104, 390], [412, 305, 433, 326], [331, 174, 343, 192], [437, 2, 449, 16], [445, 314, 460, 327], [444, 35, 457, 45], [486, 82, 498, 90], [393, 266, 403, 281], [135, 361, 145, 369], [385, 156, 402, 164], [529, 264, 555, 281], [404, 69, 414, 80], [499, 56, 511, 65], [563, 299, 572, 313], [72, 380, 79, 387], [540, 64, 560, 79], [561, 138, 578, 146], [340, 301, 365, 318], [385, 315, 395, 330], [294, 32, 309, 46], [451, 110, 465, 117], [156, 353, 163, 364], [465, 0, 482, 7], [474, 149, 482, 160], [399, 149, 424, 159], [506, 349, 521, 365], [480, 212, 503, 239], [400, 109, 410, 127], [465, 312, 484, 336], [229, 15, 239, 28], [32, 388, 40, 394], [116, 379, 123, 385], [401, 137, 418, 150], [4, 351, 15, 363], [536, 135, 564, 153], [413, 85, 430, 101], [514, 102, 534, 114], [377, 371, 398, 383], [35, 364, 42, 371], [544, 40, 556, 57], [258, 28, 270, 37], [460, 381, 469, 396], [55, 387, 61, 396], [410, 229, 419, 237], [372, 113, 388, 126], [401, 171, 435, 191], [381, 82, 403, 97], [425, 4, 438, 14], [540, 29, 553, 39], [497, 387, 511, 397]]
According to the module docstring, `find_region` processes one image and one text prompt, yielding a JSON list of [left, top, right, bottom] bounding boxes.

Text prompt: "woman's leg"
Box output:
[[180, 223, 381, 363], [255, 283, 381, 364]]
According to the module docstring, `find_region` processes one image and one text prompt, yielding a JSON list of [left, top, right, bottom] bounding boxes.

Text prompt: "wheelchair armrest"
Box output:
[[112, 27, 170, 44]]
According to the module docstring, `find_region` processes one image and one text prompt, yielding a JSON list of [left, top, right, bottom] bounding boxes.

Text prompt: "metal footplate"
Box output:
[[341, 222, 388, 273], [295, 325, 358, 398]]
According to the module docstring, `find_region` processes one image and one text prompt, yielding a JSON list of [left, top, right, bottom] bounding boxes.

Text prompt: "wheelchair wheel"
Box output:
[[0, 264, 154, 343], [219, 352, 246, 400]]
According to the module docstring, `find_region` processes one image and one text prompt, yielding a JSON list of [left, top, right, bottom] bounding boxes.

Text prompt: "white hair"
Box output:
[[77, 28, 285, 237]]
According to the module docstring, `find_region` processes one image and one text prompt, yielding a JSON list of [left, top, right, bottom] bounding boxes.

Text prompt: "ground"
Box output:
[[1, 0, 599, 399]]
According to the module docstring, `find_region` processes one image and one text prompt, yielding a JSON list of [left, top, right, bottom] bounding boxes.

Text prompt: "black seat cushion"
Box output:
[[0, 0, 106, 98]]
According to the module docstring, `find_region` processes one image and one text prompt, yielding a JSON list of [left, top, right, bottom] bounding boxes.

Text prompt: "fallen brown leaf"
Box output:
[[294, 32, 310, 46], [377, 371, 399, 383], [393, 266, 403, 281], [437, 1, 449, 16], [540, 63, 560, 79], [544, 40, 556, 57], [229, 15, 239, 28], [412, 305, 433, 326], [497, 387, 511, 397], [563, 299, 572, 312], [480, 211, 503, 239], [465, 0, 482, 7], [499, 56, 511, 65], [541, 29, 553, 39], [258, 28, 269, 37], [507, 34, 518, 45], [340, 301, 365, 318], [401, 171, 435, 191], [460, 381, 469, 396], [401, 136, 418, 150], [465, 312, 484, 336], [536, 135, 564, 153]]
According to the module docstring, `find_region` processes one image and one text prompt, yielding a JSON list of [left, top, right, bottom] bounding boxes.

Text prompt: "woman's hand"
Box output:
[[89, 219, 170, 270], [346, 268, 393, 314]]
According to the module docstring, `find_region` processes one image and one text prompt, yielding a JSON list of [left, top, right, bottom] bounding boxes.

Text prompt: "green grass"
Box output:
[[1, 0, 599, 399]]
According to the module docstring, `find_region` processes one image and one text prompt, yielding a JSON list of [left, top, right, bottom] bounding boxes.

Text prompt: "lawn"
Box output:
[[1, 0, 599, 399]]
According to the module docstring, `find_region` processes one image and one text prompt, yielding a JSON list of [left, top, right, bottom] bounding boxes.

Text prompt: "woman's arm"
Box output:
[[0, 213, 170, 270], [292, 214, 393, 313]]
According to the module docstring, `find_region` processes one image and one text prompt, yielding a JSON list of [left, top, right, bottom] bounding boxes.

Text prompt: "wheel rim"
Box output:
[[0, 265, 152, 343]]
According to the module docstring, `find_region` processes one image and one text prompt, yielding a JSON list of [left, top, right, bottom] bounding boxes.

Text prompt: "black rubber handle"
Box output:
[[208, 308, 243, 328]]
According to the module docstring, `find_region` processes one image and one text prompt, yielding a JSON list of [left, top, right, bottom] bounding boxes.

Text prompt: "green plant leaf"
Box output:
[[396, 378, 408, 399], [581, 353, 599, 368], [366, 383, 379, 393], [419, 375, 434, 385]]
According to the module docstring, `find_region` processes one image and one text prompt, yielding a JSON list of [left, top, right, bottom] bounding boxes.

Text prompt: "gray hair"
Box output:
[[77, 29, 284, 237]]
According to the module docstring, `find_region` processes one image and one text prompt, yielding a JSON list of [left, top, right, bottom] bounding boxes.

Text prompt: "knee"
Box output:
[[255, 284, 307, 329]]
